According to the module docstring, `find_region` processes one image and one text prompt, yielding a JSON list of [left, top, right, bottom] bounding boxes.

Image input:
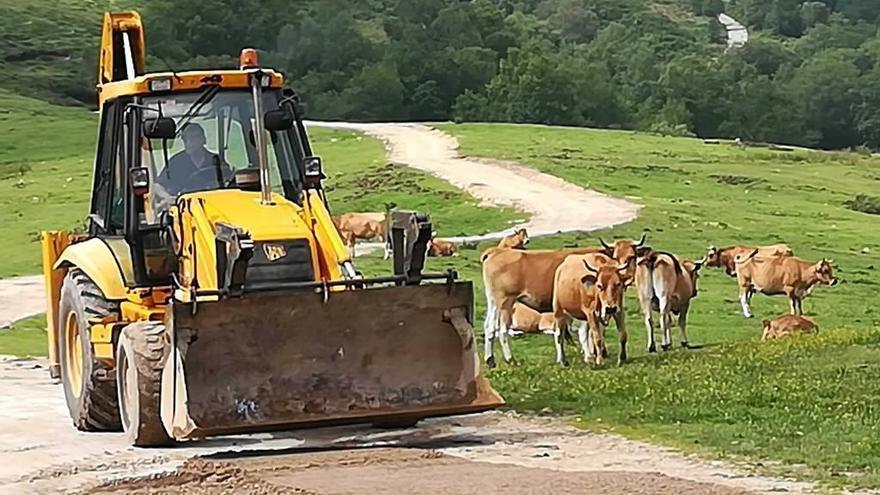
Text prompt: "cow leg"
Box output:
[[795, 297, 803, 315], [739, 287, 754, 318], [678, 305, 691, 349], [644, 311, 656, 353], [553, 317, 570, 367], [613, 310, 628, 365], [483, 298, 497, 368], [659, 309, 672, 352], [498, 301, 516, 365], [587, 313, 604, 366], [577, 320, 591, 364]]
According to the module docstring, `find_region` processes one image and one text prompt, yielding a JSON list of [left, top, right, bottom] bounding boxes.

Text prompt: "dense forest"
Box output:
[[3, 0, 880, 149]]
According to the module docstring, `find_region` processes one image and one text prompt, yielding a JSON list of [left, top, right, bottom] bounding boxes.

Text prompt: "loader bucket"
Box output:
[[160, 281, 504, 440]]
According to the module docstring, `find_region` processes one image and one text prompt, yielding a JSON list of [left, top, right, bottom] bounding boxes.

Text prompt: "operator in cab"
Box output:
[[155, 123, 233, 196]]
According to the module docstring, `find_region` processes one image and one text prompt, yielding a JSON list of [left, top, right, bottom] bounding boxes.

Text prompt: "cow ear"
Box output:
[[580, 273, 597, 289], [761, 319, 770, 329], [622, 274, 634, 287]]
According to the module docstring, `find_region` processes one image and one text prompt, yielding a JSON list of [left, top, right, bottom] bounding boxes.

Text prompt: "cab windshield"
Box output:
[[138, 88, 305, 221]]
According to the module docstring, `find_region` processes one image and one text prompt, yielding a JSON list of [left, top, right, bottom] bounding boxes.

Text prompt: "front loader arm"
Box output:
[[305, 190, 350, 280]]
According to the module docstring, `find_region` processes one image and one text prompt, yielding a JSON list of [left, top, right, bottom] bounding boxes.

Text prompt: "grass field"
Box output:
[[434, 123, 880, 490]]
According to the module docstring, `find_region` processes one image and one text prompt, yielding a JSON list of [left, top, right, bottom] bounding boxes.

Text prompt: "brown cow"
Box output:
[[635, 251, 705, 353], [761, 314, 818, 340], [552, 253, 631, 366], [427, 235, 458, 257], [706, 244, 793, 277], [480, 234, 650, 367], [332, 212, 390, 259], [509, 304, 555, 336], [498, 228, 530, 249], [734, 252, 838, 318]]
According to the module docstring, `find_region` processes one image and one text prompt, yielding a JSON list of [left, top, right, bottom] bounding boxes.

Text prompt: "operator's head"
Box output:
[[180, 123, 207, 153]]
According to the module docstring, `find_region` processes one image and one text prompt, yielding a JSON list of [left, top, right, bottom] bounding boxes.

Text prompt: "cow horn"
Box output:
[[636, 232, 648, 247], [598, 237, 612, 249], [617, 262, 629, 272], [583, 260, 599, 273]]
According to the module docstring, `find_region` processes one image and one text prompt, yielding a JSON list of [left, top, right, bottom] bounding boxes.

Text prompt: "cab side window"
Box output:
[[89, 101, 125, 235]]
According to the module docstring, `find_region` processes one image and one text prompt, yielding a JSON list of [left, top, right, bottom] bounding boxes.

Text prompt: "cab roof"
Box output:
[[98, 69, 285, 105]]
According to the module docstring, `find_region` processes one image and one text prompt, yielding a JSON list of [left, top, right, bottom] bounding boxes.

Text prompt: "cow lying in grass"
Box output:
[[498, 228, 529, 249], [635, 251, 705, 352], [762, 314, 818, 341], [509, 304, 554, 336]]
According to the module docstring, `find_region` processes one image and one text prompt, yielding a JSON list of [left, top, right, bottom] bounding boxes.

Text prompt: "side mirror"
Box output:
[[303, 156, 325, 186], [130, 167, 150, 196], [143, 117, 176, 139], [264, 109, 293, 131]]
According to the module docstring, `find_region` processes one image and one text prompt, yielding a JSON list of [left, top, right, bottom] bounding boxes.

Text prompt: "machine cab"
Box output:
[[89, 69, 320, 286]]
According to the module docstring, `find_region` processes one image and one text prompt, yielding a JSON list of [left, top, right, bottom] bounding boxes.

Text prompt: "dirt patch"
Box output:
[[90, 448, 753, 495]]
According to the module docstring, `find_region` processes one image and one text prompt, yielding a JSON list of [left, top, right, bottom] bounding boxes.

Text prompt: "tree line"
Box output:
[[41, 0, 880, 150]]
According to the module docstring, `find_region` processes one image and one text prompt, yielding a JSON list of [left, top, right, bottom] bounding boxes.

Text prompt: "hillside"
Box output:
[[4, 1, 880, 149]]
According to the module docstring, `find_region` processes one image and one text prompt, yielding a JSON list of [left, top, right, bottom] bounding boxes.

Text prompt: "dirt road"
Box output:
[[0, 357, 814, 495], [309, 122, 640, 243]]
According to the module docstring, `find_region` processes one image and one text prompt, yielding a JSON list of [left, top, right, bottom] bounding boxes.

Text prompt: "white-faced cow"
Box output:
[[734, 251, 838, 318], [706, 244, 793, 277], [635, 251, 705, 352], [552, 253, 631, 366], [480, 234, 650, 367]]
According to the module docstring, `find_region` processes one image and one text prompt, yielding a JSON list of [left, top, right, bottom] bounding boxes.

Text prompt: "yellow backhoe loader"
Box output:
[[40, 11, 503, 446]]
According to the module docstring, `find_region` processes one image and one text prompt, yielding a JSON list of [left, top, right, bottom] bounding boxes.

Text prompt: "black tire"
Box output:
[[116, 322, 175, 447], [371, 418, 420, 429], [57, 269, 122, 431]]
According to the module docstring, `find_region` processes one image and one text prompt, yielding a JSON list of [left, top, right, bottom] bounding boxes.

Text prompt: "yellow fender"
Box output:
[[54, 238, 130, 301]]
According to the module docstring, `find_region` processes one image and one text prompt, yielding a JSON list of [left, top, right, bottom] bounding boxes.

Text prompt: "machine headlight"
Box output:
[[148, 77, 172, 92]]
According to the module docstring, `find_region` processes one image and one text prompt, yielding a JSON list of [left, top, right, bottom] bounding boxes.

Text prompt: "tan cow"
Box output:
[[552, 253, 631, 366], [509, 304, 555, 336], [734, 252, 838, 318], [332, 212, 390, 259], [427, 235, 458, 257], [480, 234, 650, 367], [761, 314, 819, 341], [635, 251, 705, 353], [498, 228, 530, 249], [706, 244, 793, 277]]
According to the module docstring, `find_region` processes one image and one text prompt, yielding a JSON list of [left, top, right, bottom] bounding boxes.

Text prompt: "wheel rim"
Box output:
[[64, 312, 83, 397], [118, 347, 138, 434]]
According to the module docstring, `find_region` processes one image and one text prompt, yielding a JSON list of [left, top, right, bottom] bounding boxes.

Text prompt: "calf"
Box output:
[[761, 314, 818, 341], [480, 234, 650, 367], [510, 304, 554, 336], [635, 252, 705, 352], [735, 252, 838, 318], [706, 244, 793, 277], [552, 253, 631, 366], [498, 228, 530, 249], [427, 235, 458, 257]]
